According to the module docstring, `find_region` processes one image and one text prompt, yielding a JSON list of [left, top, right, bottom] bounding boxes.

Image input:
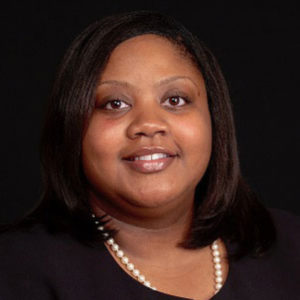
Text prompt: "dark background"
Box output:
[[1, 2, 299, 223]]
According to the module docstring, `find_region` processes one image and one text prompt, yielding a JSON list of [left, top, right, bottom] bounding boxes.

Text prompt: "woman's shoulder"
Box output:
[[0, 222, 76, 253], [0, 222, 109, 299], [0, 221, 106, 262], [268, 207, 300, 225], [0, 222, 104, 276], [215, 208, 300, 299], [267, 207, 300, 247], [264, 207, 300, 257], [0, 223, 78, 272], [0, 223, 66, 298]]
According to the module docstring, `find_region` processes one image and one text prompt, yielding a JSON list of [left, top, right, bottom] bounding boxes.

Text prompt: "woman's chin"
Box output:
[[123, 188, 190, 212], [126, 196, 174, 209]]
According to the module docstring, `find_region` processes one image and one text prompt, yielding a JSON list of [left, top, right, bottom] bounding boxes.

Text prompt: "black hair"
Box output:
[[2, 10, 276, 261]]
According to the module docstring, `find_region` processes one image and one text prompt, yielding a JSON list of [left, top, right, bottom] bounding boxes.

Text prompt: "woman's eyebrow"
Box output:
[[155, 75, 198, 88], [98, 76, 198, 89]]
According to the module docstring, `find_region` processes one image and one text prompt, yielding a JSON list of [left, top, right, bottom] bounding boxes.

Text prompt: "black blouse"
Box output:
[[0, 208, 299, 300]]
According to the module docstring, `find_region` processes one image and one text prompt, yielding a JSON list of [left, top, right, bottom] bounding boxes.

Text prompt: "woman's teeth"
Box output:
[[134, 153, 169, 161], [124, 152, 176, 173]]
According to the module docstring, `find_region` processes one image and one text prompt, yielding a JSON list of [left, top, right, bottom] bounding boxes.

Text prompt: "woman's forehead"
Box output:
[[98, 34, 204, 91]]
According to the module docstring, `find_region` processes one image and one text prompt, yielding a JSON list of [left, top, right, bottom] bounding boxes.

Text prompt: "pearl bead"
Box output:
[[91, 214, 95, 218], [216, 283, 222, 290], [213, 257, 221, 263], [215, 270, 222, 276], [95, 220, 99, 224], [215, 263, 222, 270], [116, 250, 124, 257], [214, 256, 221, 263], [112, 244, 119, 251], [107, 238, 114, 245], [97, 226, 104, 231], [213, 250, 220, 257], [138, 275, 145, 283], [215, 276, 223, 283], [211, 244, 219, 250], [133, 269, 140, 277], [121, 256, 129, 264], [144, 281, 151, 287], [127, 263, 134, 271]]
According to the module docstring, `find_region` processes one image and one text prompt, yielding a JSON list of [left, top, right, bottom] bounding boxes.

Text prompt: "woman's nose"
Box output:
[[126, 110, 169, 139]]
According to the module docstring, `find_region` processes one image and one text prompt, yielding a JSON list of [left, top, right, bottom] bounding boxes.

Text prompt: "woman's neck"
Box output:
[[90, 196, 196, 263], [109, 208, 193, 260]]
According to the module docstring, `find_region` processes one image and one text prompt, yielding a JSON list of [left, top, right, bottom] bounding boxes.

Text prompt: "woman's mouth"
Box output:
[[122, 150, 178, 173]]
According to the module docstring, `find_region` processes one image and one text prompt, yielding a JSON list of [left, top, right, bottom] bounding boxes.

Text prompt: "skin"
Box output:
[[82, 34, 228, 299]]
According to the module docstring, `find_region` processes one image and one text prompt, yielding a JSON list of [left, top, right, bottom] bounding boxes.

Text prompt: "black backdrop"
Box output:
[[1, 2, 299, 223]]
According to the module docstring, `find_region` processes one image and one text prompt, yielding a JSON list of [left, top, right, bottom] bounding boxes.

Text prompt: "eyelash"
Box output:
[[101, 94, 191, 111]]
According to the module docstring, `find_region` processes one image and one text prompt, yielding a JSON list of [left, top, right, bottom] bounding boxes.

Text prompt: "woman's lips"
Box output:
[[122, 154, 177, 174]]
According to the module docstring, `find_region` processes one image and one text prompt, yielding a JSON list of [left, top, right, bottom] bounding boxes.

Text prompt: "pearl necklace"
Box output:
[[91, 213, 223, 294]]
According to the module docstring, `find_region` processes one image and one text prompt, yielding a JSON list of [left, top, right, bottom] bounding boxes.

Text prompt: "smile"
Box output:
[[130, 153, 170, 161], [123, 153, 177, 173]]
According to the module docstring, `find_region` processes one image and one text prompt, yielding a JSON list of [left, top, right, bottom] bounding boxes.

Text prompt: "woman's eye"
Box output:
[[104, 99, 130, 110], [163, 96, 189, 107]]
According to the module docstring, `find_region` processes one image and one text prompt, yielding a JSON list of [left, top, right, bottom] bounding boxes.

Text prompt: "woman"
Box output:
[[0, 10, 299, 300]]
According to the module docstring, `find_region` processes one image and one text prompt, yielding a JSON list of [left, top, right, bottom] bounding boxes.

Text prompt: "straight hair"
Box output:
[[2, 10, 276, 261]]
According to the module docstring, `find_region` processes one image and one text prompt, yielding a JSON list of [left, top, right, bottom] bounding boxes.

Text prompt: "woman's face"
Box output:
[[82, 34, 212, 222]]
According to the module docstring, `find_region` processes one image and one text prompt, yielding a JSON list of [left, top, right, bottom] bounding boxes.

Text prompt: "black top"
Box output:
[[0, 208, 299, 300]]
